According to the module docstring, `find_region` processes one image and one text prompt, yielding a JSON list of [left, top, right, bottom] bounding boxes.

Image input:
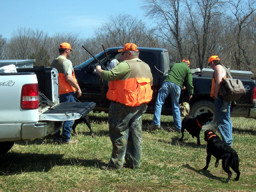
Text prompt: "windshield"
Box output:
[[75, 50, 122, 71], [75, 51, 104, 70]]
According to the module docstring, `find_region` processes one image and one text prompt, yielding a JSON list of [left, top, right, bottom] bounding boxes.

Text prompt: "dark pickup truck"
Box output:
[[74, 47, 256, 125]]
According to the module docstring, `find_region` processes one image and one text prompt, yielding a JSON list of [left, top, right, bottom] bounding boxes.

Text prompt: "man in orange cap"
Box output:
[[96, 43, 153, 170], [208, 55, 233, 146], [51, 42, 82, 144]]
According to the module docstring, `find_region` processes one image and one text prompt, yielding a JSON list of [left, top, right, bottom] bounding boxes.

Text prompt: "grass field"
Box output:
[[0, 112, 256, 192]]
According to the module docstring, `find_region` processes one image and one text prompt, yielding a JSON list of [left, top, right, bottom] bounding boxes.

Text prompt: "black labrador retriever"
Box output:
[[72, 115, 94, 137], [179, 112, 213, 145], [203, 130, 240, 183]]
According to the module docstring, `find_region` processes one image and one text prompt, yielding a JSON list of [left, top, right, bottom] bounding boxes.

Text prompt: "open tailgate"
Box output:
[[40, 102, 96, 121]]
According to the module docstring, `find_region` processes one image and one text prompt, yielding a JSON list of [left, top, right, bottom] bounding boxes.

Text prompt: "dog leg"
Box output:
[[224, 171, 232, 183], [233, 171, 240, 181], [197, 136, 200, 145], [215, 158, 219, 168], [72, 120, 78, 135], [203, 154, 211, 170], [231, 161, 240, 181], [179, 128, 185, 141], [83, 115, 94, 138], [222, 159, 232, 183], [234, 171, 240, 181]]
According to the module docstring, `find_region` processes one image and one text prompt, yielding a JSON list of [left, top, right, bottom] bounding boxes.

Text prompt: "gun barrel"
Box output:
[[82, 45, 107, 70]]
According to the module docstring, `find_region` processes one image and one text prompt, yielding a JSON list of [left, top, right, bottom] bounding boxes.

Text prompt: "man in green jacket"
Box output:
[[151, 59, 194, 132]]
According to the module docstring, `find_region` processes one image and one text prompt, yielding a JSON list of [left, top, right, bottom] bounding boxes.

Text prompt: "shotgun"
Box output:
[[82, 45, 107, 70]]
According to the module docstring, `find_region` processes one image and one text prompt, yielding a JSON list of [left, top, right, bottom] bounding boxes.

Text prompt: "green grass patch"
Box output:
[[0, 113, 256, 191]]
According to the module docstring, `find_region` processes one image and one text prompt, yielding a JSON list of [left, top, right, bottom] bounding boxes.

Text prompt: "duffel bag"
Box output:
[[220, 77, 246, 101]]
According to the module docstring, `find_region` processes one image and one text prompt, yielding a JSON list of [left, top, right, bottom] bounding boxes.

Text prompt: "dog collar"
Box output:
[[196, 119, 202, 129], [208, 134, 217, 140]]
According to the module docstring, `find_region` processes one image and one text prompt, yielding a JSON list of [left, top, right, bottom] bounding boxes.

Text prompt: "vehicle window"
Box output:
[[76, 52, 104, 69], [139, 52, 157, 71]]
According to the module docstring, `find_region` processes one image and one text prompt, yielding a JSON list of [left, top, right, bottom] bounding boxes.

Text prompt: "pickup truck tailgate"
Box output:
[[40, 102, 96, 121]]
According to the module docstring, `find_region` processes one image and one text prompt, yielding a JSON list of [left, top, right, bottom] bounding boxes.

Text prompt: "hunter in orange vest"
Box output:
[[96, 43, 153, 170], [51, 42, 82, 144], [208, 55, 233, 146]]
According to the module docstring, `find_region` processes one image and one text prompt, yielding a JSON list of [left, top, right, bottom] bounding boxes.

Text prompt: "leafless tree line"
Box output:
[[0, 0, 255, 74]]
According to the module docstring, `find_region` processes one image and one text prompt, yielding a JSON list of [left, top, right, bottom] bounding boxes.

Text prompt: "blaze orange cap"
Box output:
[[118, 43, 139, 52], [59, 42, 72, 50], [182, 59, 190, 66], [208, 55, 220, 64]]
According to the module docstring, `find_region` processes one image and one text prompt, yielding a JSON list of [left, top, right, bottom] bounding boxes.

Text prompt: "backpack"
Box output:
[[220, 66, 246, 101]]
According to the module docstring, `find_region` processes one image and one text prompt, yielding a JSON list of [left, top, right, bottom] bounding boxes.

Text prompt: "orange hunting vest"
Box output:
[[106, 59, 153, 107], [58, 71, 78, 95], [210, 67, 227, 98]]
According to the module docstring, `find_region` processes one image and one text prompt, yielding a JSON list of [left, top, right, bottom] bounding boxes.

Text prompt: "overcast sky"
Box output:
[[0, 0, 153, 40]]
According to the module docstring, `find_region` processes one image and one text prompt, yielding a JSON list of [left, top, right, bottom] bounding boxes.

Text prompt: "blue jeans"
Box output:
[[152, 81, 181, 132], [57, 92, 76, 142], [214, 96, 233, 146]]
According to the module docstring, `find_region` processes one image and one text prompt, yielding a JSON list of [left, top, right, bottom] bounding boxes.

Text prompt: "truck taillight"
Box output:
[[252, 87, 256, 103], [21, 84, 39, 109]]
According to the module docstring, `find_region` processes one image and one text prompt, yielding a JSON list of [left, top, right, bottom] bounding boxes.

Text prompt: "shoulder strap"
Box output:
[[222, 65, 232, 79]]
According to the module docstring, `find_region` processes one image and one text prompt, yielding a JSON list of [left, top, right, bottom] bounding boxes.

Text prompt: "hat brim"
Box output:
[[118, 48, 124, 52]]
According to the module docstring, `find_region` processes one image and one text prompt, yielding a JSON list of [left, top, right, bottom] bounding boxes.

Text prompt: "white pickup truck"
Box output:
[[0, 60, 95, 156]]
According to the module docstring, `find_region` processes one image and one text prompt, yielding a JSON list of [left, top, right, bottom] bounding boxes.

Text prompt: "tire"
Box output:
[[190, 100, 216, 129], [0, 142, 14, 156]]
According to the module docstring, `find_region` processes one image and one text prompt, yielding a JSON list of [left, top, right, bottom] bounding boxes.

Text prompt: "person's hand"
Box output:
[[189, 95, 193, 100], [96, 65, 103, 75], [96, 65, 102, 71], [76, 88, 82, 98]]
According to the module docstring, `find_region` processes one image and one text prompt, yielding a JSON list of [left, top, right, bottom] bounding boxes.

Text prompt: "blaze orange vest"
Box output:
[[106, 60, 153, 107], [58, 71, 78, 95], [210, 69, 226, 98]]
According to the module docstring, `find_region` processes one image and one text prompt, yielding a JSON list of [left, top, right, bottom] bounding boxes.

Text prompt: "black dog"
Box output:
[[72, 115, 94, 137], [179, 112, 213, 145], [203, 130, 240, 183]]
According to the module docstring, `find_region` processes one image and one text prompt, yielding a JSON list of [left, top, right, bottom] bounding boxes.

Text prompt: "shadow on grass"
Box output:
[[157, 136, 207, 149], [183, 164, 225, 183], [0, 152, 103, 175], [233, 127, 256, 135], [142, 120, 175, 132]]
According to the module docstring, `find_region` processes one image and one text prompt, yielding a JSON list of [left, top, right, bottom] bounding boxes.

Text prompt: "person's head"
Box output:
[[59, 42, 72, 58], [208, 55, 221, 68], [182, 59, 190, 67], [118, 43, 139, 61]]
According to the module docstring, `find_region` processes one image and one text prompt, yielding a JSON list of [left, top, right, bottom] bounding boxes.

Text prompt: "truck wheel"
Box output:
[[190, 100, 216, 129], [0, 142, 14, 156]]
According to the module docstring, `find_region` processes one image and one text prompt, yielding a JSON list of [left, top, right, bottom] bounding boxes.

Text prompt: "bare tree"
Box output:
[[228, 0, 255, 70], [0, 35, 6, 59], [4, 28, 51, 66], [185, 0, 225, 69], [76, 14, 161, 63], [49, 33, 84, 66], [94, 14, 159, 48], [143, 0, 184, 61]]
